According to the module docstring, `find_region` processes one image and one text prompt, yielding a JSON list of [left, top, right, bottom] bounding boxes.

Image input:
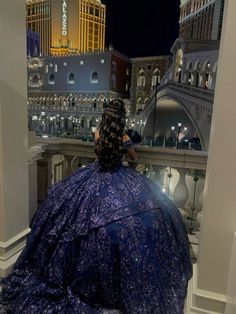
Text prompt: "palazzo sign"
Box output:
[[62, 0, 68, 36]]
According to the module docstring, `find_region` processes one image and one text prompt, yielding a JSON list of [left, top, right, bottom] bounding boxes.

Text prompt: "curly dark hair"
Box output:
[[95, 98, 126, 171]]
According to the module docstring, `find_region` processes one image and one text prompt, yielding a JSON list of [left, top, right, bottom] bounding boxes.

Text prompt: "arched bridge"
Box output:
[[140, 80, 214, 150]]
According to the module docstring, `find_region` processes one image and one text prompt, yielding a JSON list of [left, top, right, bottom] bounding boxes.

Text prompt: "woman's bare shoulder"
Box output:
[[123, 134, 131, 142]]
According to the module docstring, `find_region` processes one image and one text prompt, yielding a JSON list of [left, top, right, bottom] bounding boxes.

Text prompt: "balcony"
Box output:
[[28, 133, 207, 266]]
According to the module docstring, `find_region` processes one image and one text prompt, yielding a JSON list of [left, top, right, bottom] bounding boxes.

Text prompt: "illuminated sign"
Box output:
[[62, 0, 67, 36]]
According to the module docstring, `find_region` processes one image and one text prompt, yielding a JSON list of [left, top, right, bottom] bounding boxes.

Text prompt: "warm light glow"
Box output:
[[27, 0, 106, 56], [62, 0, 68, 36]]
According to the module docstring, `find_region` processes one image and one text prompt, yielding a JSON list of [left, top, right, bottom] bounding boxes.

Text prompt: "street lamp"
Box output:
[[171, 122, 188, 149]]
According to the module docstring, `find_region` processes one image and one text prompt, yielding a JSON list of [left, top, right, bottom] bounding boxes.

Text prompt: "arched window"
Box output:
[[203, 61, 211, 89], [194, 61, 201, 87], [175, 49, 183, 82], [186, 62, 192, 85], [152, 68, 161, 87], [91, 71, 98, 83], [48, 74, 55, 85], [89, 116, 96, 128], [137, 69, 146, 87], [67, 72, 75, 84], [31, 75, 40, 87], [137, 97, 143, 111]]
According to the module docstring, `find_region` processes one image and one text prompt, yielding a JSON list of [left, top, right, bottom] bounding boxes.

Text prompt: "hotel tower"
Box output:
[[26, 0, 106, 56], [179, 0, 224, 40]]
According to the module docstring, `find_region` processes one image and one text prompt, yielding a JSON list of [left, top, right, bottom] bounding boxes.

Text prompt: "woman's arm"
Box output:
[[127, 147, 137, 161], [95, 129, 99, 141], [123, 135, 137, 161]]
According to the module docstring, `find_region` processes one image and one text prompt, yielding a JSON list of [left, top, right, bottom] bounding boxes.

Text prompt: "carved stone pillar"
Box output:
[[63, 155, 74, 178], [151, 165, 164, 186], [173, 168, 189, 208]]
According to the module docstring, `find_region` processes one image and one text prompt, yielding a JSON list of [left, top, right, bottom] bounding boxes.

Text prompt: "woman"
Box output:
[[0, 99, 192, 313]]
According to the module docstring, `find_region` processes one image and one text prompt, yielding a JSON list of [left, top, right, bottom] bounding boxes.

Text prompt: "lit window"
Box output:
[[137, 69, 146, 87], [152, 68, 160, 87], [67, 73, 75, 84], [31, 75, 40, 87], [54, 64, 58, 72], [91, 71, 98, 83], [63, 62, 67, 66], [80, 60, 84, 65], [48, 74, 55, 85], [100, 59, 105, 64]]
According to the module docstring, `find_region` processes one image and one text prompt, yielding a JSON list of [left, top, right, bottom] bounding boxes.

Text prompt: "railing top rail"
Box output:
[[35, 137, 208, 170]]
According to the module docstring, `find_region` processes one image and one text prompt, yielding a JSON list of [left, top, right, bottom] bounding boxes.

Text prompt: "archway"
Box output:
[[185, 61, 193, 85], [174, 49, 183, 82], [143, 96, 204, 149], [193, 61, 201, 87], [201, 60, 211, 88]]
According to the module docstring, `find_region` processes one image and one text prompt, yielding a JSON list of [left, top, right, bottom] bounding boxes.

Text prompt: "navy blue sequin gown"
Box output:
[[0, 140, 192, 314]]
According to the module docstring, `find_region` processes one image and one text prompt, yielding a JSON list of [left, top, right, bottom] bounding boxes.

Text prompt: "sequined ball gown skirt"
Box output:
[[0, 161, 192, 314]]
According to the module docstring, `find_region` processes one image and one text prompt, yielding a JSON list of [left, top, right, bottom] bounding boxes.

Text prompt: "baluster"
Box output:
[[173, 168, 189, 208]]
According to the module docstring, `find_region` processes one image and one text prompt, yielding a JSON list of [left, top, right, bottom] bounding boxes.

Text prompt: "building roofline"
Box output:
[[130, 55, 172, 62]]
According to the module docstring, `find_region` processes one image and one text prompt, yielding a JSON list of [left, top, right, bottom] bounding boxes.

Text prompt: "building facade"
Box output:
[[130, 55, 172, 114], [26, 0, 106, 56], [27, 49, 131, 138], [27, 29, 40, 57], [179, 0, 225, 41], [26, 0, 51, 56]]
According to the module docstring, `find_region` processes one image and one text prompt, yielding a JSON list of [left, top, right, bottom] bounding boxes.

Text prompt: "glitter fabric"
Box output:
[[0, 140, 192, 314]]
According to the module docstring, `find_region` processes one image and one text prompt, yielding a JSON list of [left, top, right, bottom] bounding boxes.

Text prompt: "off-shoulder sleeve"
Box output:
[[122, 139, 134, 150]]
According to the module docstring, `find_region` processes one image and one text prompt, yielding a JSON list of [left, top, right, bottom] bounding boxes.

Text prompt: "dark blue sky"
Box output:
[[103, 0, 180, 58]]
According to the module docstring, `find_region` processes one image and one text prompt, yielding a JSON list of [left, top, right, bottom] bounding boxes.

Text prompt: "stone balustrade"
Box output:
[[27, 136, 207, 243]]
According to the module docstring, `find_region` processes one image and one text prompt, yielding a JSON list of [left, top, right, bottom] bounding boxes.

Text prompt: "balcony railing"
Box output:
[[29, 135, 206, 262]]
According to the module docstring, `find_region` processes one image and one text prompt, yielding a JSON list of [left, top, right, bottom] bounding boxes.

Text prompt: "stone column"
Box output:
[[28, 141, 46, 223], [0, 0, 30, 276], [186, 0, 236, 312]]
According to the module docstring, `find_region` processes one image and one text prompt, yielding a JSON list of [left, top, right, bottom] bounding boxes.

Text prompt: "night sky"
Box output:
[[103, 0, 180, 58]]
